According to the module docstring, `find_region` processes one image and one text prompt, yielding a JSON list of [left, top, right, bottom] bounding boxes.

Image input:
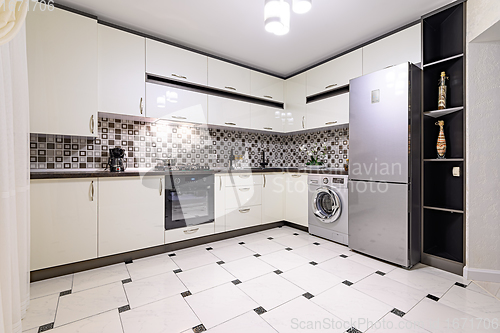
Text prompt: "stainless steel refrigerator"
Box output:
[[348, 62, 421, 268]]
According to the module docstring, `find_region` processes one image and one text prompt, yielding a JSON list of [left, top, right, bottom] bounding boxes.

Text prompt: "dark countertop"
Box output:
[[30, 168, 348, 179]]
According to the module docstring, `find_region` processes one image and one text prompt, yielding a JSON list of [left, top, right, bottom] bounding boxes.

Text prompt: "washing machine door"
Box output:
[[312, 187, 342, 223]]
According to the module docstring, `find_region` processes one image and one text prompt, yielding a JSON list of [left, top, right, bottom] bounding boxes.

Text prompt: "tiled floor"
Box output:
[[23, 226, 500, 333]]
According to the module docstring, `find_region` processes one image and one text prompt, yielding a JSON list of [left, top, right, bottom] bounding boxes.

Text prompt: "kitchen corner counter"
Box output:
[[30, 168, 348, 180]]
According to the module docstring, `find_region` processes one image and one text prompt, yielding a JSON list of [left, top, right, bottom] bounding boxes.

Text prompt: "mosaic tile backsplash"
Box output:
[[30, 117, 349, 170]]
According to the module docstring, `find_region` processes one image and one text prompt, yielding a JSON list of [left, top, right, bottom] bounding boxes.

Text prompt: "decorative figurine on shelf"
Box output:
[[436, 120, 446, 159], [438, 71, 449, 110]]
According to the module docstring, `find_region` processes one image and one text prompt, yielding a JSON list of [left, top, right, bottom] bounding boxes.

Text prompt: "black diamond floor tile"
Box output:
[[309, 261, 318, 266], [342, 280, 353, 286], [391, 308, 406, 317], [293, 233, 299, 236], [192, 324, 207, 332], [267, 237, 274, 240], [455, 282, 467, 288], [217, 261, 225, 265], [285, 247, 293, 251], [340, 254, 348, 258], [206, 247, 213, 251], [118, 305, 131, 313], [303, 292, 314, 299], [124, 259, 133, 264], [121, 278, 132, 284], [59, 290, 72, 297], [426, 294, 440, 301], [232, 279, 242, 285], [376, 271, 386, 276], [274, 270, 283, 275], [254, 254, 261, 257], [313, 242, 321, 246], [168, 253, 176, 257], [254, 306, 267, 315], [173, 269, 182, 274], [38, 322, 54, 332], [239, 242, 245, 245], [347, 327, 362, 333], [181, 291, 192, 297]]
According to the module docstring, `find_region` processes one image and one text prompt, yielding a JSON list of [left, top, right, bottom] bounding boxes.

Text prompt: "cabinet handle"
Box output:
[[90, 115, 95, 134], [325, 84, 338, 90], [184, 228, 199, 234], [263, 174, 266, 188], [325, 121, 338, 125], [225, 122, 236, 126], [302, 116, 305, 129], [140, 97, 144, 114], [239, 187, 251, 192], [171, 115, 187, 120], [263, 127, 273, 130], [291, 174, 301, 178], [264, 95, 273, 99], [220, 176, 222, 190], [159, 178, 163, 196], [172, 73, 187, 80], [239, 209, 250, 213], [90, 181, 94, 201], [238, 175, 250, 179], [225, 86, 236, 91]]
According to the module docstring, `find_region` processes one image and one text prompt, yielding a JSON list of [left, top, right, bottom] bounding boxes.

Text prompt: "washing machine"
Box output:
[[308, 174, 348, 245]]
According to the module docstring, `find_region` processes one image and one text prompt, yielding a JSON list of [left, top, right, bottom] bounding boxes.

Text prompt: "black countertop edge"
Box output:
[[30, 168, 348, 179]]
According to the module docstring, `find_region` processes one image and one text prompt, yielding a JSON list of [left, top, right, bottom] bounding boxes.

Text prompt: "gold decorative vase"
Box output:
[[438, 71, 449, 110], [436, 120, 446, 159]]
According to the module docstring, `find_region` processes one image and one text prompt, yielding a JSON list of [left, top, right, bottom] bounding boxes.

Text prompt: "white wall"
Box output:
[[466, 0, 500, 280]]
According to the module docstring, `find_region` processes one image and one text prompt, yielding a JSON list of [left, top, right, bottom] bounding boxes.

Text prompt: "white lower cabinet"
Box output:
[[30, 179, 98, 271], [225, 206, 262, 231], [98, 177, 165, 257], [214, 175, 226, 234], [225, 185, 262, 210], [285, 174, 309, 227], [306, 93, 349, 129], [208, 96, 251, 129], [165, 223, 215, 244], [262, 174, 285, 224]]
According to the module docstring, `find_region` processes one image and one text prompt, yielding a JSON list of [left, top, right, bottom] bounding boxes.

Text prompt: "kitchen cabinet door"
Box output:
[[208, 96, 251, 129], [362, 24, 421, 75], [306, 93, 349, 129], [225, 206, 262, 231], [30, 179, 98, 270], [262, 174, 285, 224], [27, 8, 98, 137], [285, 174, 308, 227], [99, 177, 165, 257], [225, 185, 262, 210], [250, 71, 284, 102], [208, 58, 251, 95], [214, 175, 226, 234], [283, 73, 307, 132], [98, 25, 145, 117], [146, 83, 208, 124], [251, 104, 284, 132], [146, 39, 208, 86], [306, 49, 362, 96]]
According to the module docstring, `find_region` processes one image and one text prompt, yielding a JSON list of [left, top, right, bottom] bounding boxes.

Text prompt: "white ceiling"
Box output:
[[56, 0, 454, 77]]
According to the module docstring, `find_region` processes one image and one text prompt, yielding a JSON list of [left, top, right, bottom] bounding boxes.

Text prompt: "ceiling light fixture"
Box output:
[[292, 0, 312, 14], [264, 0, 291, 36]]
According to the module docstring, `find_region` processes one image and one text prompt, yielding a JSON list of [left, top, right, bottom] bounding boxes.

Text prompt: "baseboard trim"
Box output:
[[30, 221, 307, 282], [464, 266, 500, 283]]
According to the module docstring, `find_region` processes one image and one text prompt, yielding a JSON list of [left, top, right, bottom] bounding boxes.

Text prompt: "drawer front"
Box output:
[[225, 174, 263, 187], [225, 185, 262, 209], [165, 223, 215, 244], [225, 206, 262, 231]]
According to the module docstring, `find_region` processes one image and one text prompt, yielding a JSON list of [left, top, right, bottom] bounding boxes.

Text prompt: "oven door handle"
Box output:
[[184, 228, 199, 234]]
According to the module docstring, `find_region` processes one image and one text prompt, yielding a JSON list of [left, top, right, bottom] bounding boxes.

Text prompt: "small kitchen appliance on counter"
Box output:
[[107, 148, 126, 172]]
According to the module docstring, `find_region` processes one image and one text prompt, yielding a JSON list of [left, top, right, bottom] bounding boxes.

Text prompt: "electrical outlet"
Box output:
[[208, 154, 217, 160]]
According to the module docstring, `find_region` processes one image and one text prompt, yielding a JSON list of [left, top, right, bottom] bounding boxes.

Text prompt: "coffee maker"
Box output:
[[107, 148, 126, 172]]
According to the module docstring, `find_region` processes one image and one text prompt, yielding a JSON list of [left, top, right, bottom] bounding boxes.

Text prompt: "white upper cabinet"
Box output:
[[146, 39, 207, 86], [251, 105, 284, 132], [27, 8, 98, 137], [362, 24, 421, 75], [284, 73, 307, 132], [208, 58, 251, 95], [250, 71, 284, 102], [98, 25, 145, 117], [306, 49, 362, 96], [208, 96, 251, 129], [146, 83, 207, 124], [306, 93, 349, 129]]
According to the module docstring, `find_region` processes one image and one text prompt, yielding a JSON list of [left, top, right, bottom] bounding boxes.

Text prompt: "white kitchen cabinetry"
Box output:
[[146, 39, 208, 86], [250, 71, 284, 102], [27, 8, 98, 137], [284, 73, 307, 132], [214, 175, 226, 234], [99, 177, 165, 257], [224, 173, 263, 231], [362, 24, 421, 75], [262, 173, 285, 224], [306, 93, 349, 129], [285, 173, 309, 227], [306, 49, 362, 97], [225, 185, 262, 210], [208, 58, 251, 95], [251, 105, 284, 132], [98, 25, 145, 117], [30, 179, 98, 271], [225, 206, 262, 231], [208, 96, 251, 129], [146, 83, 208, 124]]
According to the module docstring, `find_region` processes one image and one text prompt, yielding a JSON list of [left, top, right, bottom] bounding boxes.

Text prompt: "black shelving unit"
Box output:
[[421, 1, 466, 275]]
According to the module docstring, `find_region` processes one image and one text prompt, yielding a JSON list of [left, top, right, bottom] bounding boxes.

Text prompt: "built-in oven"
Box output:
[[165, 174, 215, 230]]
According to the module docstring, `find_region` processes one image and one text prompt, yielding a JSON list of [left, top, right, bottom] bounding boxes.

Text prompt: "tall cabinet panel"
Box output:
[[283, 73, 307, 132], [27, 8, 98, 137], [98, 25, 146, 117], [30, 179, 98, 271]]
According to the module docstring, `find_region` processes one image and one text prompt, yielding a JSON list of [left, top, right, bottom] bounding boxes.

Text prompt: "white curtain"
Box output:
[[0, 23, 30, 333]]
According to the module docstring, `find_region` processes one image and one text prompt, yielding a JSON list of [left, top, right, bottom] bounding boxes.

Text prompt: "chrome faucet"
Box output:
[[229, 148, 236, 170]]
